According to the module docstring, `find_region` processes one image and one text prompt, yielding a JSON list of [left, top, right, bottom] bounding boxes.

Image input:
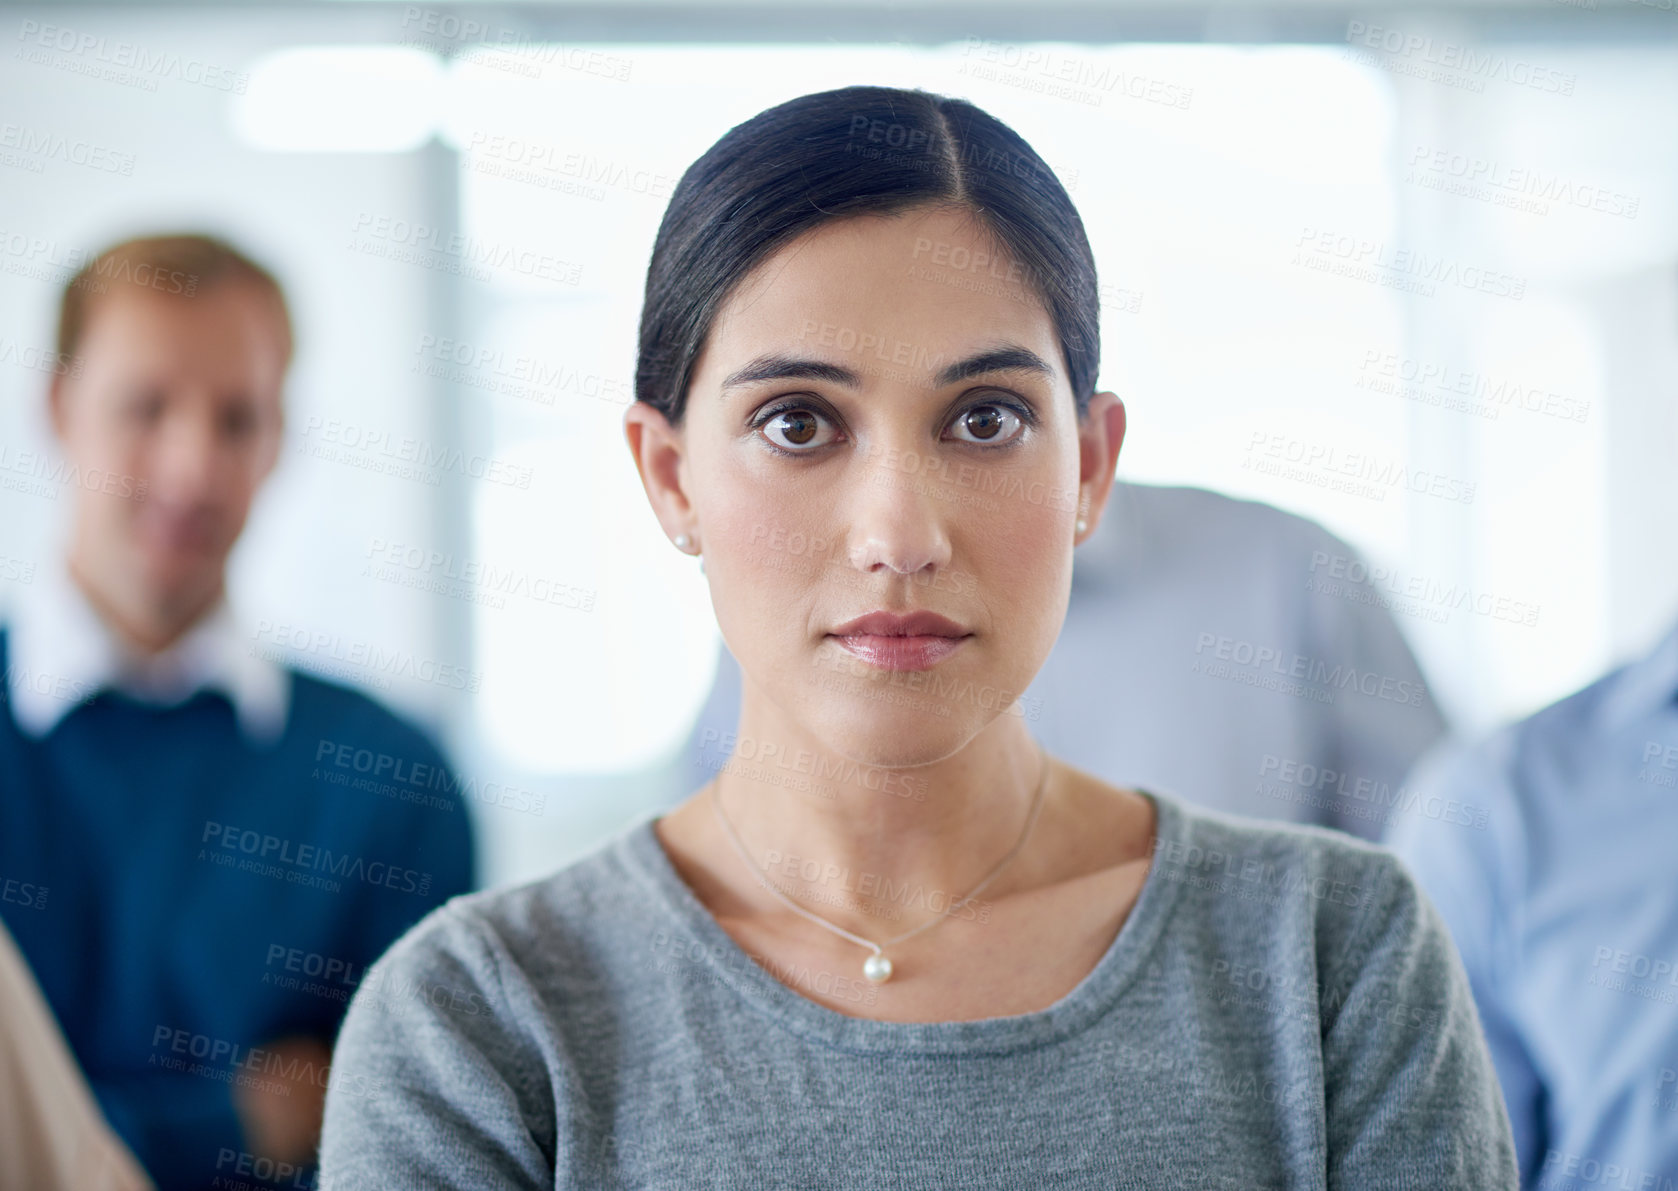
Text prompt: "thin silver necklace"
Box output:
[[710, 740, 1050, 985]]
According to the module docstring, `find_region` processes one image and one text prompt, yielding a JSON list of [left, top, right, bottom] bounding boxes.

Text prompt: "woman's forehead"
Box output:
[[701, 213, 1060, 389]]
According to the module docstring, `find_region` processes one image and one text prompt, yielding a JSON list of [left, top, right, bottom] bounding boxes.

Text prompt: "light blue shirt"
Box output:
[[684, 481, 1447, 841], [1385, 617, 1678, 1188]]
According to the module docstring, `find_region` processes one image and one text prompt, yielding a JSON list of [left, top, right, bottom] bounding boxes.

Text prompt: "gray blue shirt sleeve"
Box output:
[[1384, 623, 1678, 1190]]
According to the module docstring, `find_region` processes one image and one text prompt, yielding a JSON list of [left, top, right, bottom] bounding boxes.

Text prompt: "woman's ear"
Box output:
[[623, 400, 697, 542], [1074, 391, 1126, 542]]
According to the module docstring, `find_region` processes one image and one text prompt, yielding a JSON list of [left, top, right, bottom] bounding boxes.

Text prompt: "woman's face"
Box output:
[[633, 203, 1121, 768]]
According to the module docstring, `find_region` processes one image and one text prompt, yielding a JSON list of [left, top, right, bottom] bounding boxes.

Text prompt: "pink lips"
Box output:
[[826, 610, 972, 672]]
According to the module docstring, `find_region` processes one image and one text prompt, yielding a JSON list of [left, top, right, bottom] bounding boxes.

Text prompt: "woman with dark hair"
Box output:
[[319, 85, 1518, 1188]]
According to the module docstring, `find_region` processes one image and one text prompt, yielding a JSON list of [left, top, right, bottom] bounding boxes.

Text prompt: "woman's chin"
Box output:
[[802, 701, 986, 771]]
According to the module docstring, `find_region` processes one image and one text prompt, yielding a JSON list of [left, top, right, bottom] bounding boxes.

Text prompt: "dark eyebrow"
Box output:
[[721, 355, 860, 392], [719, 344, 1055, 393], [934, 345, 1054, 388]]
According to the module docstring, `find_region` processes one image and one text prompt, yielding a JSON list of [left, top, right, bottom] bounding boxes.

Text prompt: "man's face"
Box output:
[[51, 279, 287, 608]]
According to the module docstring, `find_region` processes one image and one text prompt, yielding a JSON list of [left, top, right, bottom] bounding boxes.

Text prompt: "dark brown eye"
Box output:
[[760, 407, 836, 452], [965, 407, 1002, 439], [948, 403, 1024, 446], [781, 411, 817, 444]]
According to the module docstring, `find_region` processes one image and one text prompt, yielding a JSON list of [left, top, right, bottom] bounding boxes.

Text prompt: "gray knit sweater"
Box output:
[[319, 789, 1519, 1189]]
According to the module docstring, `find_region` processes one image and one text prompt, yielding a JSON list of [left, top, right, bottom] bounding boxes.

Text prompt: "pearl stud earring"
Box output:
[[1075, 519, 1088, 534], [674, 533, 692, 552]]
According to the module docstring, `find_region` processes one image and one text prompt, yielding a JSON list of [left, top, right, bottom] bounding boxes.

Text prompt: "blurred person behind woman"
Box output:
[[0, 233, 476, 1189]]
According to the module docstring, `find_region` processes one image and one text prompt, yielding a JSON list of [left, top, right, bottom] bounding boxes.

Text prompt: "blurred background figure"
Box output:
[[1386, 611, 1678, 1189], [0, 234, 475, 1190], [2, 8, 1678, 1184], [0, 916, 152, 1191], [684, 478, 1446, 840], [3, 9, 1673, 888]]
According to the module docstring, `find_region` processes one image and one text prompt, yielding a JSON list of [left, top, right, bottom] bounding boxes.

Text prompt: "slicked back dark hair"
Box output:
[[635, 85, 1100, 427]]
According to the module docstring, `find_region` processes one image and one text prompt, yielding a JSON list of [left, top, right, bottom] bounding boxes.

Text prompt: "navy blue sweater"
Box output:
[[0, 628, 476, 1190]]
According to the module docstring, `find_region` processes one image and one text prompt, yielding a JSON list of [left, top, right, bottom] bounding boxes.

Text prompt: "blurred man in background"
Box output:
[[0, 234, 475, 1190], [685, 479, 1447, 841], [1386, 614, 1678, 1187]]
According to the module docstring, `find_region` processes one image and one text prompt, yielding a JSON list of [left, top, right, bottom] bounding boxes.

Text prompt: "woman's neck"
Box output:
[[699, 694, 1055, 921]]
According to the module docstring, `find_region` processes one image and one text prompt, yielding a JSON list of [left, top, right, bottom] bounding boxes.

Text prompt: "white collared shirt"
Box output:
[[3, 561, 289, 745]]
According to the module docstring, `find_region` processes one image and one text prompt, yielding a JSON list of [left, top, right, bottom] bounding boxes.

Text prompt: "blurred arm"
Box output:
[[0, 916, 153, 1191]]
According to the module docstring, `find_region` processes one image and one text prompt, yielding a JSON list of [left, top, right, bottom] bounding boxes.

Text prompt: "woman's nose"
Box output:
[[843, 443, 953, 578]]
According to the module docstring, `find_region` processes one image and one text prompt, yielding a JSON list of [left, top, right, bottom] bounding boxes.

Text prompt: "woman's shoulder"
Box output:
[[1142, 789, 1437, 978], [1153, 790, 1406, 881], [320, 820, 668, 1184], [364, 815, 666, 1005]]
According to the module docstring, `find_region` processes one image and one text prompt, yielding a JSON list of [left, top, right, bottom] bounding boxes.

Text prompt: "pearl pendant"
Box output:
[[863, 953, 893, 983]]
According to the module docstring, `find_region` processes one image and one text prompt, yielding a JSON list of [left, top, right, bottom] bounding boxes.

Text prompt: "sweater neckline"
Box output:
[[618, 784, 1189, 1057]]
